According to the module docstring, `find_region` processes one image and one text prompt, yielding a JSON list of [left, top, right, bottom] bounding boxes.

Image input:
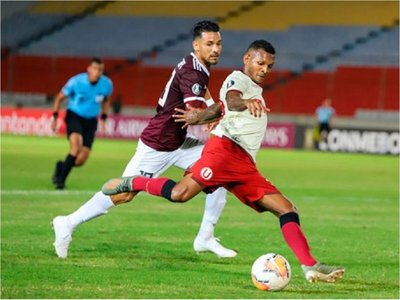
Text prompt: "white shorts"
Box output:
[[122, 136, 204, 178]]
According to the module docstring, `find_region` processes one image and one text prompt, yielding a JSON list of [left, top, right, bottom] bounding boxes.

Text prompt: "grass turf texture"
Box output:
[[1, 134, 399, 299]]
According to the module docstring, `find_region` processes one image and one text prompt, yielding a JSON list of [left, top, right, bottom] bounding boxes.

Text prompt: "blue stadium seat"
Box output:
[[3, 12, 398, 71]]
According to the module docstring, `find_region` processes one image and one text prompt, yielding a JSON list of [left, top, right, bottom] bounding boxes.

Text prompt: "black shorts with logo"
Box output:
[[65, 110, 98, 149]]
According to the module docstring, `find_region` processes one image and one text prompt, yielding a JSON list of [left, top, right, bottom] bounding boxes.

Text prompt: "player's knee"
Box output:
[[279, 204, 297, 216], [70, 149, 80, 157], [170, 187, 190, 203]]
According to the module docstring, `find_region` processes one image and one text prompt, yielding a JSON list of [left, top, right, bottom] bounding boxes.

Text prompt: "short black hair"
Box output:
[[246, 40, 275, 55], [90, 57, 103, 65], [192, 20, 220, 40]]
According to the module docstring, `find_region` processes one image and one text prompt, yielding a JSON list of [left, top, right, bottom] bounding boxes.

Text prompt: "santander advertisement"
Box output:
[[1, 107, 295, 149]]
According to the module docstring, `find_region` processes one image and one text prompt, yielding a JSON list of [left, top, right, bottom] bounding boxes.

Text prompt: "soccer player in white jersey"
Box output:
[[52, 21, 236, 259], [102, 40, 345, 283]]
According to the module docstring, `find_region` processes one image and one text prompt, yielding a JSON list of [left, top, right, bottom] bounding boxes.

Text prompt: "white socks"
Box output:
[[197, 187, 227, 240], [67, 191, 115, 229]]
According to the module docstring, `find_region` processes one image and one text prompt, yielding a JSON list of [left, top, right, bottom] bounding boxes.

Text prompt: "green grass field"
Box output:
[[1, 134, 399, 299]]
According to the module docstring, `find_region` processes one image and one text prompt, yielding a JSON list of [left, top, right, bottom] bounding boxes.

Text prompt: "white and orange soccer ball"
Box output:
[[251, 253, 291, 291]]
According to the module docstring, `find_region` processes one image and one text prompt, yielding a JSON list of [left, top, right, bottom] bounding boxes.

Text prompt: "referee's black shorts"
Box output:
[[65, 110, 98, 149], [319, 122, 331, 133]]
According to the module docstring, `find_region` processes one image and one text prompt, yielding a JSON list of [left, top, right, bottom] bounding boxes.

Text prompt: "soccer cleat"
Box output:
[[52, 161, 63, 185], [102, 176, 136, 195], [52, 216, 73, 259], [301, 262, 345, 283], [193, 236, 237, 258], [55, 181, 65, 190]]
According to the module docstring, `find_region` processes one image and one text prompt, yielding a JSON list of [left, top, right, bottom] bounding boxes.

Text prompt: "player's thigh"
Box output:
[[68, 132, 83, 154], [228, 169, 282, 213], [174, 143, 204, 170], [122, 139, 175, 177], [81, 118, 98, 149], [66, 110, 84, 137]]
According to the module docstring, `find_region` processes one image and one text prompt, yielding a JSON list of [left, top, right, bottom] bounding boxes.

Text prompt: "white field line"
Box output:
[[1, 189, 98, 196]]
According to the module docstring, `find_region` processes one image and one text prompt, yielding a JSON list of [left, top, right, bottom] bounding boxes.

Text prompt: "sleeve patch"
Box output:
[[192, 83, 202, 95], [227, 80, 235, 88]]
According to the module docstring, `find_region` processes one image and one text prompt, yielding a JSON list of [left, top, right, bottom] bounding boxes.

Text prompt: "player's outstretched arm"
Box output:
[[173, 103, 222, 129], [226, 91, 270, 118]]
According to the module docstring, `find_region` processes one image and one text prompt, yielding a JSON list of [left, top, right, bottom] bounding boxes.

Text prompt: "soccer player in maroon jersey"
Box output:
[[102, 40, 345, 283], [52, 21, 236, 259]]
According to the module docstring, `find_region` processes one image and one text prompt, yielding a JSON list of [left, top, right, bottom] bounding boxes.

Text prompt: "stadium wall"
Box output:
[[1, 107, 398, 155], [2, 55, 399, 116], [0, 107, 295, 150]]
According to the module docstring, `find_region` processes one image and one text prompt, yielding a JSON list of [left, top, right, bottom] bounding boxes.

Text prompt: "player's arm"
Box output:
[[173, 102, 222, 129], [203, 88, 220, 132], [51, 91, 66, 132], [99, 96, 110, 131], [226, 90, 269, 118]]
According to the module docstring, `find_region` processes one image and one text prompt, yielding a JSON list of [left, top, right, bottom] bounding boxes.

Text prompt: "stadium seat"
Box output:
[[1, 1, 398, 116]]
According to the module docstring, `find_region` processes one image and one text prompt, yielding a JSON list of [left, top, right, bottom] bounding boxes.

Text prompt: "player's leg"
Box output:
[[52, 139, 173, 258], [74, 115, 98, 167], [55, 132, 82, 189], [75, 146, 90, 166], [193, 187, 237, 258], [102, 172, 203, 202], [103, 137, 229, 202], [53, 111, 85, 189], [255, 194, 345, 283], [174, 138, 236, 257], [52, 191, 115, 258]]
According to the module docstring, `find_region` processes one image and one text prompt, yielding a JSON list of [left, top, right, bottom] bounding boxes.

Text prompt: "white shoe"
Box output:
[[193, 236, 237, 258], [301, 262, 345, 283], [52, 216, 73, 259]]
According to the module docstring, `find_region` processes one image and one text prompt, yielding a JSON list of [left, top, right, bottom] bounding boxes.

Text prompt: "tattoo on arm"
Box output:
[[196, 103, 222, 125]]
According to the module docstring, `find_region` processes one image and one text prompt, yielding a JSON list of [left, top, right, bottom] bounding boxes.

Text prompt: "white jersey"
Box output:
[[212, 70, 267, 162]]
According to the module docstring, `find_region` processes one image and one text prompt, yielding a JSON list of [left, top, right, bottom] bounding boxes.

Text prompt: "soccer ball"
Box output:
[[251, 253, 291, 291]]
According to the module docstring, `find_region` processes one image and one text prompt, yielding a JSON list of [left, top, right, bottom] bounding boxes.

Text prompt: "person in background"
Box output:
[[51, 57, 113, 190], [315, 98, 335, 144]]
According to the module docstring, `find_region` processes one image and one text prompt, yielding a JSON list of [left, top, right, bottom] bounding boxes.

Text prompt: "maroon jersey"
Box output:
[[140, 53, 210, 151]]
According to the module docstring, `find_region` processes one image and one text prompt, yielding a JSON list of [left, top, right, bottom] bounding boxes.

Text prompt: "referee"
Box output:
[[51, 57, 113, 189]]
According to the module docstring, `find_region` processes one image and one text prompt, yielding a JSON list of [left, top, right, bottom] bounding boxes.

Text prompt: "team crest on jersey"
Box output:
[[200, 167, 213, 180], [192, 83, 202, 95], [95, 95, 105, 102], [227, 80, 235, 88]]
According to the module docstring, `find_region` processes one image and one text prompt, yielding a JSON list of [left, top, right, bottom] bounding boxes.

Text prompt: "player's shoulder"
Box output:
[[178, 53, 209, 77], [66, 73, 86, 85], [223, 70, 249, 88], [100, 75, 113, 86], [69, 72, 84, 79], [227, 70, 248, 81]]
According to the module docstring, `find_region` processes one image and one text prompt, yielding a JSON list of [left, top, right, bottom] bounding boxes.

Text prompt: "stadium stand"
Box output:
[[1, 0, 398, 116]]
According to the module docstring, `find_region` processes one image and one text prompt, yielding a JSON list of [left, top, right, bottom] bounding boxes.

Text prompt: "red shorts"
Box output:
[[189, 136, 281, 212]]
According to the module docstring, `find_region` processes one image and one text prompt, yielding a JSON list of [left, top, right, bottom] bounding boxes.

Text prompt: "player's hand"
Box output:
[[173, 105, 201, 129], [100, 120, 106, 133], [246, 99, 270, 118], [50, 117, 57, 132]]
